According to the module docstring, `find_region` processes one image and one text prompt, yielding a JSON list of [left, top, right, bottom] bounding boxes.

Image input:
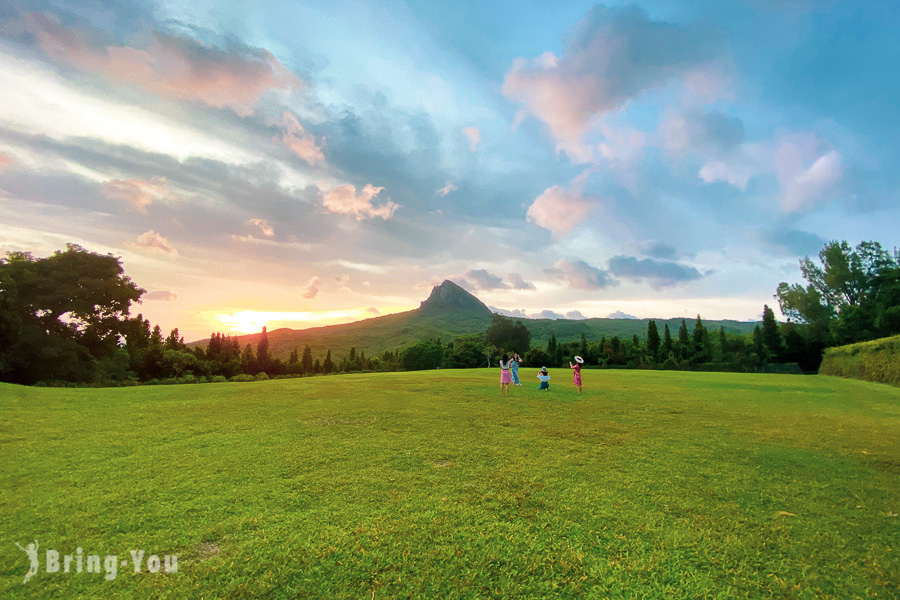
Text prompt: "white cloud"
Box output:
[[247, 218, 275, 237], [436, 181, 457, 197], [321, 183, 400, 220], [526, 172, 597, 238], [545, 259, 616, 290], [277, 111, 324, 164], [462, 127, 481, 152], [127, 229, 177, 255], [101, 177, 168, 213], [302, 276, 320, 299]]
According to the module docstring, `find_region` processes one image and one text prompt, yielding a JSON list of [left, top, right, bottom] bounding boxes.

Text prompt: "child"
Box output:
[[569, 356, 584, 394], [537, 367, 550, 391], [499, 353, 512, 395]]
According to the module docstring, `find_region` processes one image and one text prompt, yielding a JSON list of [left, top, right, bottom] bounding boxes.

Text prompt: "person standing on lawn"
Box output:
[[510, 353, 522, 386], [569, 356, 584, 394], [499, 353, 512, 395]]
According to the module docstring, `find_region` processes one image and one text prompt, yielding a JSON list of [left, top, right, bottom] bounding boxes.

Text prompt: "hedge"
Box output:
[[819, 335, 900, 387]]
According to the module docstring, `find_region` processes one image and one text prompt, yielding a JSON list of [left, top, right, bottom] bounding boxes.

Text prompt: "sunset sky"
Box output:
[[1, 0, 898, 340]]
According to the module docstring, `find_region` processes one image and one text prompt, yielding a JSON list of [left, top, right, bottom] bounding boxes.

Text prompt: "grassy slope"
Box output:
[[195, 309, 756, 360], [1, 371, 898, 598]]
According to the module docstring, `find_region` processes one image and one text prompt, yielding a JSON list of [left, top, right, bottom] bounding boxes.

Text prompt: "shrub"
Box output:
[[819, 335, 900, 387], [229, 374, 256, 382], [254, 372, 270, 381], [207, 375, 228, 383]]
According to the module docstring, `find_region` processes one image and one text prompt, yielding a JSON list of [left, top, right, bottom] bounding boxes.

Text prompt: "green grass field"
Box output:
[[2, 370, 899, 598]]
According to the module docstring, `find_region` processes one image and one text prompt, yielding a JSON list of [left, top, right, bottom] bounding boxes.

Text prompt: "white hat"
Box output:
[[574, 356, 584, 364]]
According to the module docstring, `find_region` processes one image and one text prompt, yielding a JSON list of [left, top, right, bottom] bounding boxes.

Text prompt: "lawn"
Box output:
[[1, 370, 898, 598]]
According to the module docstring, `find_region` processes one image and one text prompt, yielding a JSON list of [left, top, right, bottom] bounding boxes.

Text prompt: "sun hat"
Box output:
[[574, 356, 584, 364], [540, 366, 547, 372]]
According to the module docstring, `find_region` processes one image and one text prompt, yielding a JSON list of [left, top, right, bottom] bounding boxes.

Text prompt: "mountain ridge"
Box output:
[[188, 280, 757, 360]]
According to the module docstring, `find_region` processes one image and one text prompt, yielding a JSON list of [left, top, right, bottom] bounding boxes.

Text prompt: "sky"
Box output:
[[1, 0, 898, 340]]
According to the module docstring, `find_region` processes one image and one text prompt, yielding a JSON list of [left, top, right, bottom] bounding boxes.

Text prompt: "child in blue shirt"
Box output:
[[537, 367, 550, 391]]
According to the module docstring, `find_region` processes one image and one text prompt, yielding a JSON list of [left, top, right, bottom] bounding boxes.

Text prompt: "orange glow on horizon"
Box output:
[[209, 305, 413, 334]]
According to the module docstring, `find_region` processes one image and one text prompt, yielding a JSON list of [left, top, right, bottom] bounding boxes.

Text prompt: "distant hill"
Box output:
[[188, 280, 758, 360]]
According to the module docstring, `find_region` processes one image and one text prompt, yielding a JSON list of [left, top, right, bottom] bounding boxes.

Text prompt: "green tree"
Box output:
[[323, 349, 335, 373], [484, 314, 532, 354], [0, 244, 145, 384], [444, 334, 486, 369], [401, 339, 444, 371], [663, 324, 673, 356], [241, 344, 256, 374], [301, 345, 313, 373], [647, 320, 661, 359], [761, 305, 783, 361], [256, 326, 271, 372], [677, 319, 691, 361]]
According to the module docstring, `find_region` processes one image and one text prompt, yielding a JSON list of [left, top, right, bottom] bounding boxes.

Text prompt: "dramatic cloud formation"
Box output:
[[302, 276, 320, 299], [526, 173, 597, 238], [321, 184, 400, 220], [247, 218, 275, 237], [23, 11, 300, 116], [607, 256, 703, 288], [546, 259, 616, 290], [145, 290, 177, 301], [435, 181, 457, 197], [101, 177, 168, 213], [276, 112, 324, 164], [503, 5, 726, 147], [126, 230, 177, 255], [507, 272, 536, 290], [462, 127, 481, 152]]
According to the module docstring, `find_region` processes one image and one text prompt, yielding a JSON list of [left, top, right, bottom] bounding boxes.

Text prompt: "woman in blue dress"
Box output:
[[510, 353, 522, 386]]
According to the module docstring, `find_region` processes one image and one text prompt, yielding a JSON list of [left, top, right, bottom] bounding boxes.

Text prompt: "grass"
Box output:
[[1, 370, 898, 598]]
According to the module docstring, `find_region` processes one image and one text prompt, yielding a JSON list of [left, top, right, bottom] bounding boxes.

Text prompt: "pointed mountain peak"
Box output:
[[420, 279, 491, 314]]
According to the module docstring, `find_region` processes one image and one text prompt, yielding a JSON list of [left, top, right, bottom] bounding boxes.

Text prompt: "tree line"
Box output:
[[2, 240, 896, 385]]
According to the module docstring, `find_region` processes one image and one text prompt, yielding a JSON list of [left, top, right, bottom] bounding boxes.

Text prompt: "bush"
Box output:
[[207, 375, 228, 383], [254, 372, 269, 381], [228, 374, 256, 382], [819, 335, 900, 387]]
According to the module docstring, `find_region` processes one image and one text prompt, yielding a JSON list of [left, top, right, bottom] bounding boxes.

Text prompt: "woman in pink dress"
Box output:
[[569, 355, 584, 394], [499, 353, 512, 395]]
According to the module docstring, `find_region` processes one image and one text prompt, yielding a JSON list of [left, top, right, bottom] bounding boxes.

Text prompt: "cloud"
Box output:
[[436, 181, 457, 197], [526, 173, 597, 238], [462, 127, 481, 152], [334, 274, 350, 284], [460, 269, 507, 291], [607, 255, 703, 288], [566, 310, 587, 320], [536, 310, 565, 320], [246, 218, 275, 237], [0, 154, 14, 167], [775, 138, 842, 213], [698, 158, 756, 190], [101, 177, 168, 212], [507, 272, 536, 290], [128, 229, 177, 255], [302, 276, 320, 299], [607, 310, 637, 319], [636, 241, 678, 260], [489, 307, 529, 319], [365, 306, 381, 315], [660, 108, 744, 156], [144, 290, 177, 301], [24, 12, 300, 116], [758, 228, 825, 256], [276, 111, 324, 164], [503, 5, 726, 147], [321, 183, 400, 220], [546, 259, 616, 290]]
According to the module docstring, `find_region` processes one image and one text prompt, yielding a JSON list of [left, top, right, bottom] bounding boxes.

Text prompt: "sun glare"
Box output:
[[213, 306, 410, 334]]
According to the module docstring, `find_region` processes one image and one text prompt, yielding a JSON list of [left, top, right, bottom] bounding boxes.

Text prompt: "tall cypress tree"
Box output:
[[647, 320, 661, 358], [256, 326, 270, 373], [761, 305, 783, 361], [301, 345, 313, 373], [677, 319, 690, 360], [323, 349, 334, 373]]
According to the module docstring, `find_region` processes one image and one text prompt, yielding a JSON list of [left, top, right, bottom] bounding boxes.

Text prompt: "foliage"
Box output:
[[819, 335, 900, 387], [444, 334, 487, 369], [400, 339, 444, 371], [484, 313, 532, 354]]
